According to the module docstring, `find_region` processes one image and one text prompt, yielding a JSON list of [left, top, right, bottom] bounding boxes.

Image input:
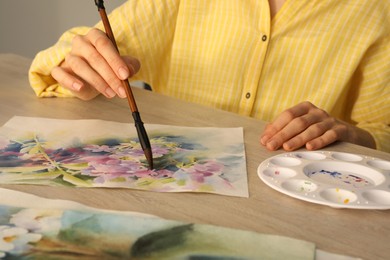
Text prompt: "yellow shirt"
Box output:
[[29, 0, 390, 152]]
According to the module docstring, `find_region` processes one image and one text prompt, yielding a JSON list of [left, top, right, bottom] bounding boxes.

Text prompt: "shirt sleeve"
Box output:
[[352, 30, 390, 152], [28, 27, 91, 97], [28, 0, 133, 97], [28, 0, 178, 98]]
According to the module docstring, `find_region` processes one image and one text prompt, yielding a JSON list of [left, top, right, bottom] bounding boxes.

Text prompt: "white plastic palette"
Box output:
[[257, 151, 390, 209]]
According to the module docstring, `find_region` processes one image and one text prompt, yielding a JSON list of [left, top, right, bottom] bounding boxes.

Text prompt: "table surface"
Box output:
[[1, 53, 389, 260]]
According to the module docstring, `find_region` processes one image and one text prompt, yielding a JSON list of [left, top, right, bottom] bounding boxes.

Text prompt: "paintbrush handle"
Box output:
[[97, 7, 138, 112], [94, 0, 153, 169]]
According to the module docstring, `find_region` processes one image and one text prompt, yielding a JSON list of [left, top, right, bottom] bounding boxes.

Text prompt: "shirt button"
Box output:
[[245, 92, 251, 99], [262, 35, 267, 41]]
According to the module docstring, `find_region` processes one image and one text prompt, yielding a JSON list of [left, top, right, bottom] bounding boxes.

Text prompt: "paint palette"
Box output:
[[257, 151, 390, 209]]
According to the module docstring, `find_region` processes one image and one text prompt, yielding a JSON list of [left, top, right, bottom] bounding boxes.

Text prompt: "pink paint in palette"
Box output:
[[258, 151, 390, 209]]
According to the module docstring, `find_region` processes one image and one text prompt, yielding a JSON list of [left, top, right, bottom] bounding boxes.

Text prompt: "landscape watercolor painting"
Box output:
[[0, 189, 315, 260], [0, 117, 248, 197], [0, 205, 315, 259]]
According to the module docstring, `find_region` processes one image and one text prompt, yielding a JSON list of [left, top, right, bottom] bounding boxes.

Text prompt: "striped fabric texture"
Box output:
[[29, 0, 390, 152]]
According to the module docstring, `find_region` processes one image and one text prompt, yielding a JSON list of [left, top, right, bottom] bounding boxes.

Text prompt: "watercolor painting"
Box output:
[[0, 188, 315, 260], [0, 117, 248, 197], [0, 205, 316, 259]]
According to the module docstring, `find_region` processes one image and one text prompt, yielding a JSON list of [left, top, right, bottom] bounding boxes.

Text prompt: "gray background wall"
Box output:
[[0, 0, 125, 58]]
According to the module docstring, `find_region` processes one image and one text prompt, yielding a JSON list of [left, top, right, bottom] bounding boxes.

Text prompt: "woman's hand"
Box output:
[[260, 101, 376, 151], [51, 28, 140, 100]]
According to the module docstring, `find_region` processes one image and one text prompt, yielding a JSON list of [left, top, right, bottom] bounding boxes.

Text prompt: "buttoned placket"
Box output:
[[238, 1, 271, 116]]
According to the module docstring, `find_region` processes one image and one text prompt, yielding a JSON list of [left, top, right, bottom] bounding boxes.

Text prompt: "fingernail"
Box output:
[[267, 140, 278, 150], [306, 142, 315, 150], [118, 86, 127, 98], [283, 142, 292, 151], [128, 64, 135, 76], [72, 82, 82, 91], [105, 88, 116, 98], [260, 135, 269, 145], [118, 67, 129, 80]]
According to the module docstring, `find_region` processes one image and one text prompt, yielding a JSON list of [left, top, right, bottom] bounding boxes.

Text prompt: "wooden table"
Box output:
[[1, 53, 389, 260]]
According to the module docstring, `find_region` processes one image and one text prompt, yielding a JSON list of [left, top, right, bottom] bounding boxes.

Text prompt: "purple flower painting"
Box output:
[[0, 117, 248, 197]]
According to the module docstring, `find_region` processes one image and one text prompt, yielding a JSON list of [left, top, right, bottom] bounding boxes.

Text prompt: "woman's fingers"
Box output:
[[51, 65, 83, 92], [72, 30, 125, 97], [51, 64, 101, 101], [282, 119, 334, 151], [260, 101, 313, 145], [123, 56, 141, 76], [65, 53, 116, 98], [260, 101, 348, 151], [51, 28, 141, 100], [305, 123, 348, 150]]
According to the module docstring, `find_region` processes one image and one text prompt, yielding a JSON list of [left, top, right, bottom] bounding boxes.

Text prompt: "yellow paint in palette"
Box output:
[[335, 188, 350, 204], [258, 151, 390, 209]]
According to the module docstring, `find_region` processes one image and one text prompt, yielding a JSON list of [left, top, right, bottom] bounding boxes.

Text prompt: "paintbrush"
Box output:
[[94, 0, 153, 170]]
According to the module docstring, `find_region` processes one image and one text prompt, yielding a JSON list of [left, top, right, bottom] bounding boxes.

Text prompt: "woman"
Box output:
[[29, 0, 390, 152]]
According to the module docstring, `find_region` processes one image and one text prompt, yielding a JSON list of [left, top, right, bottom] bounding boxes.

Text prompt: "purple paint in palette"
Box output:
[[307, 169, 371, 189]]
